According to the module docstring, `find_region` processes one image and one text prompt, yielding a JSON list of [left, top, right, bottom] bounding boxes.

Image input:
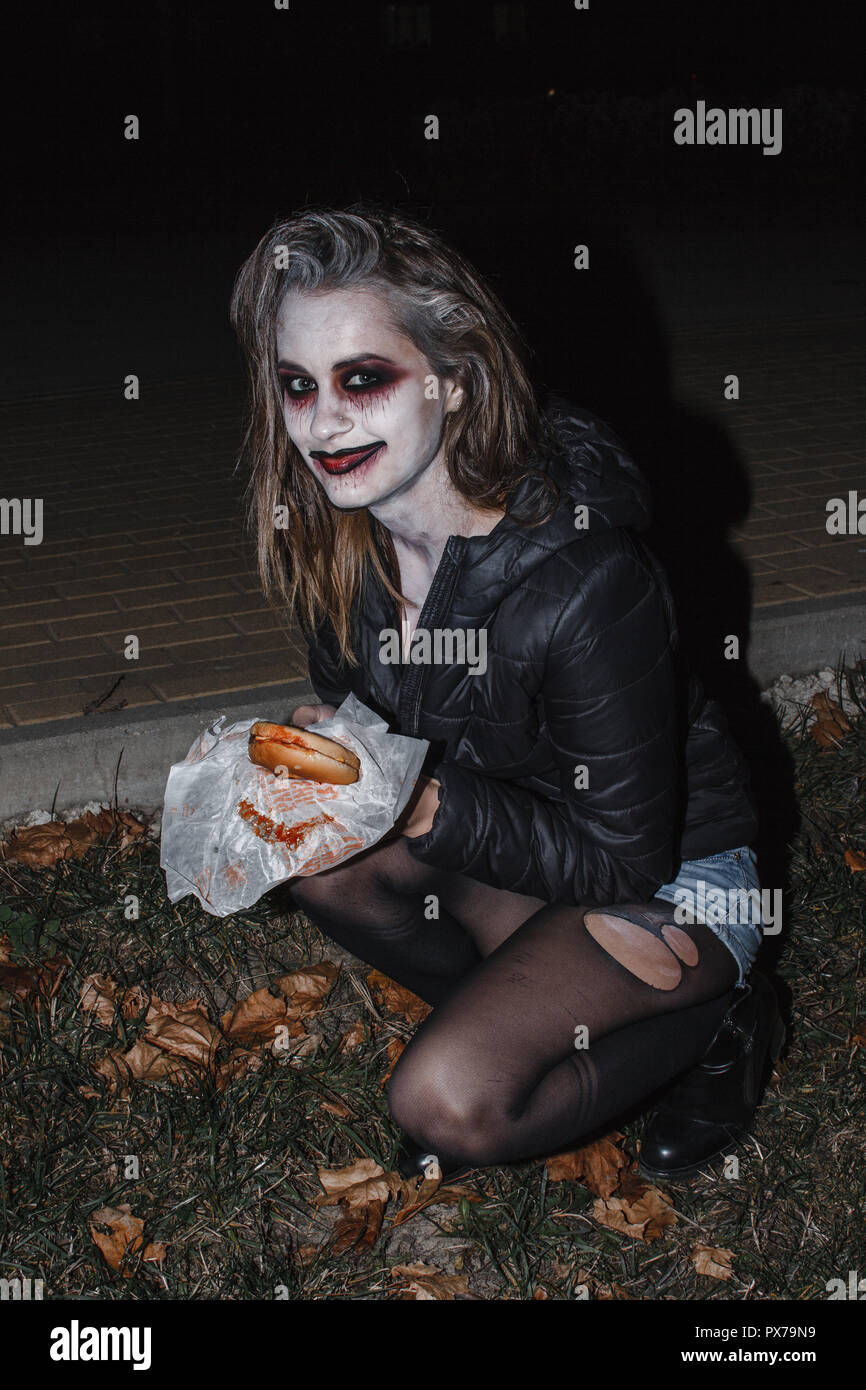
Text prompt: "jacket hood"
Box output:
[[447, 398, 654, 611], [542, 396, 653, 535]]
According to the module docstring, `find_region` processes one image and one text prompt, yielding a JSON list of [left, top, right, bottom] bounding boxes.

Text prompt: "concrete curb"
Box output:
[[1, 593, 864, 824], [746, 591, 866, 686], [0, 681, 317, 828]]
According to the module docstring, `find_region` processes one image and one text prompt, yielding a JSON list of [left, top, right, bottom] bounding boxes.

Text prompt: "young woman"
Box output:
[[229, 204, 784, 1182]]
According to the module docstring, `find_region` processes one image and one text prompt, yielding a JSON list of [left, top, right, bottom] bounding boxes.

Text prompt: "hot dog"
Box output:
[[248, 721, 360, 785]]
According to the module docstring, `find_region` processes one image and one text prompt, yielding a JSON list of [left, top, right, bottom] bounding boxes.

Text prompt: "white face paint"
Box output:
[[274, 286, 463, 513]]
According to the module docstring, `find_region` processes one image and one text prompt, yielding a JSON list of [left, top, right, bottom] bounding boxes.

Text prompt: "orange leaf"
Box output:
[[380, 1037, 406, 1088], [691, 1244, 735, 1280], [314, 1158, 403, 1209], [389, 1261, 471, 1300], [3, 823, 72, 868], [391, 1177, 482, 1227], [144, 1010, 223, 1067], [592, 1183, 678, 1243], [89, 1204, 166, 1276], [219, 987, 305, 1045], [809, 692, 852, 749], [332, 1199, 386, 1254], [320, 1099, 353, 1119], [545, 1131, 628, 1197], [367, 969, 431, 1024], [92, 1040, 191, 1094], [339, 1019, 366, 1053], [80, 973, 147, 1027], [274, 962, 339, 1012]]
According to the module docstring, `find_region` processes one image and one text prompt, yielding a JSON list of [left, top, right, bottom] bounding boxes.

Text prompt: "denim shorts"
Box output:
[[653, 846, 764, 987]]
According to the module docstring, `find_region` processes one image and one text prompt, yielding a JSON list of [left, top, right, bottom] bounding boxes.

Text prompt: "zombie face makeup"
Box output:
[[274, 287, 462, 513]]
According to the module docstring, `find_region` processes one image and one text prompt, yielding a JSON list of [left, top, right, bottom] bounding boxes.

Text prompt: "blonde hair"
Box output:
[[229, 202, 560, 666]]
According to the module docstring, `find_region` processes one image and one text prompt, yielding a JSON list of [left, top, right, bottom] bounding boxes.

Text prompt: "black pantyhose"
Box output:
[[288, 836, 738, 1169]]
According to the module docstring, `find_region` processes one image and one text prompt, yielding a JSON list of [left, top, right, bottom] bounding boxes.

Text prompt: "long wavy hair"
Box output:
[[229, 202, 562, 667]]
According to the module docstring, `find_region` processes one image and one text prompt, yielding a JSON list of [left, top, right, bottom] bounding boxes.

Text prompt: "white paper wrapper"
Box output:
[[160, 694, 429, 917]]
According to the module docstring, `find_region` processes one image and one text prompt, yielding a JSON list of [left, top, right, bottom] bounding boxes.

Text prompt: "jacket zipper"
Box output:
[[400, 535, 467, 737]]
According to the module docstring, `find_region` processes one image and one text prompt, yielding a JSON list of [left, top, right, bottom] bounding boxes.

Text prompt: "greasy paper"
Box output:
[[160, 694, 428, 917]]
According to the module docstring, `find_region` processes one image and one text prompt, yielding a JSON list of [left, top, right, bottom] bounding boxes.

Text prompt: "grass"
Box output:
[[0, 662, 864, 1301]]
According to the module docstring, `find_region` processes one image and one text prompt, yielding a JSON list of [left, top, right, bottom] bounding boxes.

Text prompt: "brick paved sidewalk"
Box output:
[[670, 310, 866, 606], [0, 376, 308, 728], [1, 316, 864, 729]]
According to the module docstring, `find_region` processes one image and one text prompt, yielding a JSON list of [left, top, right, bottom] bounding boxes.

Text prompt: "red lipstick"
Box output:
[[310, 442, 386, 475]]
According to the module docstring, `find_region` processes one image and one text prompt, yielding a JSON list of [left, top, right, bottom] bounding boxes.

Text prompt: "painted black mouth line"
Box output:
[[311, 443, 386, 472], [310, 441, 386, 460]]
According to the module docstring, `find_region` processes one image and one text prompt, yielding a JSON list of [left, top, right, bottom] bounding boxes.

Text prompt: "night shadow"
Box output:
[[442, 199, 798, 963]]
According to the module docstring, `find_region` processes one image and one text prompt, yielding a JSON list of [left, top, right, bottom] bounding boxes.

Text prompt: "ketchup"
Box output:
[[237, 799, 335, 848]]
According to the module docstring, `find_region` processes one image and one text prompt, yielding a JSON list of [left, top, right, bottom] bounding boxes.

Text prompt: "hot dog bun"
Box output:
[[248, 721, 360, 785]]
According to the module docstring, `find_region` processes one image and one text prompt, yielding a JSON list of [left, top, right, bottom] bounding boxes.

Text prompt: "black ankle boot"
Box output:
[[395, 1140, 474, 1186], [638, 971, 786, 1180]]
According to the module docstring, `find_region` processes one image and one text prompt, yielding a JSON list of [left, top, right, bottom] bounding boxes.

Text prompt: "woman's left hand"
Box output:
[[398, 776, 441, 838]]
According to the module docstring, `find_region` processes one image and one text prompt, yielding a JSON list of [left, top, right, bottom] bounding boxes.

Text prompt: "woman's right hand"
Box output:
[[290, 703, 338, 728]]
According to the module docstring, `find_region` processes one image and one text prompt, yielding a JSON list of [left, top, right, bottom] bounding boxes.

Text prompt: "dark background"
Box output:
[[5, 0, 862, 391], [4, 0, 863, 882]]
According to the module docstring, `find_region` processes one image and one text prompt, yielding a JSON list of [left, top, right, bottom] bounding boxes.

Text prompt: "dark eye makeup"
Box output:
[[278, 367, 405, 412]]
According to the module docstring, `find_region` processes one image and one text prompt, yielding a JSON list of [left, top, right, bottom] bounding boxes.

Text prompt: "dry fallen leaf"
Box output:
[[3, 823, 72, 868], [114, 811, 148, 847], [80, 973, 147, 1027], [314, 1157, 483, 1252], [367, 969, 431, 1025], [275, 962, 339, 1011], [144, 1009, 223, 1067], [339, 1018, 366, 1053], [545, 1132, 628, 1197], [0, 955, 69, 1003], [320, 1098, 353, 1119], [1, 808, 149, 868], [89, 1204, 166, 1276], [389, 1261, 471, 1300], [844, 848, 866, 873], [391, 1177, 481, 1226], [92, 1040, 191, 1093], [592, 1175, 678, 1243], [220, 987, 307, 1046], [290, 1031, 322, 1061], [64, 819, 101, 857], [219, 964, 337, 1046], [86, 966, 332, 1096], [691, 1244, 735, 1280], [380, 1036, 406, 1088], [315, 1157, 403, 1210], [809, 692, 852, 749]]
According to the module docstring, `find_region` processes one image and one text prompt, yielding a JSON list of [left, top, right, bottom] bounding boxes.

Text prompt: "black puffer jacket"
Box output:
[[302, 402, 759, 907]]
